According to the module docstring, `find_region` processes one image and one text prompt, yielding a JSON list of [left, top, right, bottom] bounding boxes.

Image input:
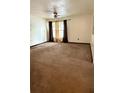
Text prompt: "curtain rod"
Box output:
[[48, 19, 71, 22]]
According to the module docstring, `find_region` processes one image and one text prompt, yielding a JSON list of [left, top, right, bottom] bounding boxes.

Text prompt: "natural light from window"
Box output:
[[52, 21, 64, 38]]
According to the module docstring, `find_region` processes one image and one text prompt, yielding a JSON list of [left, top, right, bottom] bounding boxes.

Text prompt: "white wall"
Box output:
[[30, 15, 48, 46], [67, 14, 93, 43]]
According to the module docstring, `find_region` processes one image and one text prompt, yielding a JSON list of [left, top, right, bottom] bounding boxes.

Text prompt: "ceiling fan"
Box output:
[[53, 11, 60, 18], [46, 7, 61, 18], [53, 7, 60, 18]]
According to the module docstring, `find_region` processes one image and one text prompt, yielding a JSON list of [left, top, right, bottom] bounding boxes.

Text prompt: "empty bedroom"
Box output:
[[30, 0, 94, 93]]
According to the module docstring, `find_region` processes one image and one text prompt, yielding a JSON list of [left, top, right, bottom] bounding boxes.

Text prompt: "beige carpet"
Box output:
[[31, 42, 94, 93]]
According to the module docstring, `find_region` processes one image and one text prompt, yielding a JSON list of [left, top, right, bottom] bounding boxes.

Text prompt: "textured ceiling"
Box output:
[[30, 0, 93, 19]]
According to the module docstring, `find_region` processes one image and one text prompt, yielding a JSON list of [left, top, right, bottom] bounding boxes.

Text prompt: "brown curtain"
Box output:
[[63, 20, 68, 42], [49, 21, 53, 42]]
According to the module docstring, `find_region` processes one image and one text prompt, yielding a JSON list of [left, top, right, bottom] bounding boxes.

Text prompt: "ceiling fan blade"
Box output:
[[44, 10, 53, 13]]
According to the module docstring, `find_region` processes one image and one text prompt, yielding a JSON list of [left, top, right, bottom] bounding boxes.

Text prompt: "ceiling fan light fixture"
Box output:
[[54, 15, 57, 18], [53, 11, 57, 18]]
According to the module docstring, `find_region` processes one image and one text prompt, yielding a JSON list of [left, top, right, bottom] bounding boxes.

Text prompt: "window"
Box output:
[[52, 21, 64, 39], [59, 21, 64, 38]]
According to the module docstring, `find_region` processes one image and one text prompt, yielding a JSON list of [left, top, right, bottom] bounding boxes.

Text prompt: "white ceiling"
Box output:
[[30, 0, 93, 19]]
